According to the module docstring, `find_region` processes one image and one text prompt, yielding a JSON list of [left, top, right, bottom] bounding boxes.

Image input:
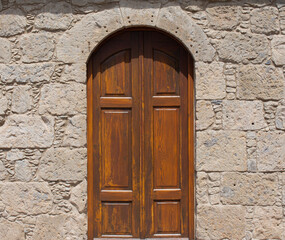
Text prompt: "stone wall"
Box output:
[[0, 0, 284, 239]]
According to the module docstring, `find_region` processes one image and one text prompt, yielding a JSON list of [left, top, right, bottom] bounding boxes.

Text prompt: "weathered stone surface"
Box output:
[[196, 100, 215, 130], [250, 7, 279, 34], [257, 131, 285, 171], [14, 160, 33, 181], [272, 35, 285, 66], [0, 38, 11, 63], [237, 65, 284, 100], [197, 131, 247, 171], [0, 63, 54, 83], [157, 3, 215, 62], [70, 179, 87, 213], [0, 115, 54, 148], [20, 33, 55, 63], [197, 205, 246, 239], [0, 161, 6, 180], [0, 182, 52, 215], [6, 149, 25, 161], [56, 7, 123, 63], [281, 173, 285, 205], [252, 207, 284, 239], [196, 172, 209, 204], [223, 100, 267, 130], [39, 83, 86, 115], [39, 148, 87, 181], [276, 100, 285, 130], [63, 115, 87, 147], [196, 62, 226, 99], [11, 85, 33, 114], [35, 2, 73, 31], [120, 0, 161, 26], [221, 173, 279, 205], [206, 3, 240, 30], [60, 63, 86, 83], [216, 32, 269, 63], [63, 213, 87, 240], [0, 219, 25, 240], [0, 9, 26, 37], [16, 0, 46, 3], [0, 93, 8, 115]]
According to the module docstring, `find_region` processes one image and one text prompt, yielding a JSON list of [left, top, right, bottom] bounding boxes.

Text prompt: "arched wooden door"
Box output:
[[87, 30, 194, 239]]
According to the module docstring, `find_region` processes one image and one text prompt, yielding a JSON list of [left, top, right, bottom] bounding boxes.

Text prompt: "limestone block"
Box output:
[[0, 115, 54, 148], [196, 100, 215, 130], [276, 100, 285, 130], [237, 65, 284, 100], [197, 205, 246, 240], [6, 149, 25, 161], [252, 207, 284, 239], [0, 9, 26, 37], [16, 0, 46, 3], [216, 32, 268, 63], [206, 3, 241, 30], [0, 93, 8, 115], [39, 83, 86, 115], [35, 2, 73, 31], [272, 35, 285, 66], [197, 131, 247, 171], [156, 3, 215, 62], [14, 160, 33, 182], [223, 100, 267, 130], [257, 131, 285, 171], [61, 63, 86, 83], [0, 63, 54, 84], [71, 0, 87, 6], [221, 173, 279, 205], [250, 7, 279, 34], [0, 161, 6, 180], [56, 7, 123, 63], [70, 179, 87, 213], [63, 115, 87, 147], [63, 213, 87, 240], [196, 172, 208, 204], [0, 182, 52, 215], [180, 0, 206, 12], [120, 0, 161, 26], [39, 148, 87, 181], [11, 85, 33, 114], [195, 62, 226, 99], [20, 33, 55, 63], [0, 219, 25, 240], [0, 38, 11, 63], [280, 173, 285, 205]]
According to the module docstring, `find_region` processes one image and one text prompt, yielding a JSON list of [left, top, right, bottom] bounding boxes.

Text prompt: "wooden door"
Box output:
[[87, 30, 194, 240]]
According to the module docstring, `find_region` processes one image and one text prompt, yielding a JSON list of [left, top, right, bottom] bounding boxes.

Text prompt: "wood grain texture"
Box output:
[[87, 29, 194, 239]]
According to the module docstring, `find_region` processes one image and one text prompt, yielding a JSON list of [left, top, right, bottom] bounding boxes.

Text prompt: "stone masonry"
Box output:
[[0, 0, 284, 239]]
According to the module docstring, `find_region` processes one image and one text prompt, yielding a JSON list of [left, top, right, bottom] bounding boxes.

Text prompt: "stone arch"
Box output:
[[56, 1, 215, 66]]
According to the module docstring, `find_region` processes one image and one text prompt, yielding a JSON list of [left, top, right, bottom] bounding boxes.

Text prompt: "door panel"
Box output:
[[88, 30, 193, 239]]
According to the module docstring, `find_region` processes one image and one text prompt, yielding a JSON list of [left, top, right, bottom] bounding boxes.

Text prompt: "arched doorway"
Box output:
[[87, 29, 194, 239]]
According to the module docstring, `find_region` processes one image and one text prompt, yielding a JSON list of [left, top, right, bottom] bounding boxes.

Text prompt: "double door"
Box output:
[[87, 30, 193, 239]]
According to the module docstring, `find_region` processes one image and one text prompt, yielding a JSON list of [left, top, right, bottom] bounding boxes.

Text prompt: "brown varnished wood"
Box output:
[[87, 29, 194, 240]]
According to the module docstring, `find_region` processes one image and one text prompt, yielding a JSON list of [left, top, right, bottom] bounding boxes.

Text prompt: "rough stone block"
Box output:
[[272, 35, 285, 65], [257, 131, 285, 171], [0, 38, 11, 63], [223, 100, 267, 130], [11, 85, 33, 114], [39, 83, 86, 115], [0, 219, 25, 240], [0, 63, 54, 83], [196, 62, 226, 99], [206, 3, 241, 30], [35, 2, 73, 31], [0, 115, 54, 148], [216, 32, 268, 63], [61, 63, 86, 83], [70, 179, 87, 213], [39, 148, 87, 181], [197, 131, 247, 171], [276, 101, 285, 130], [0, 160, 6, 180], [221, 173, 279, 205], [252, 207, 284, 239], [197, 205, 246, 240], [237, 65, 284, 100], [20, 33, 55, 63], [0, 93, 8, 115], [14, 160, 33, 182], [0, 8, 26, 37], [250, 7, 279, 34], [196, 100, 215, 130], [0, 182, 53, 215]]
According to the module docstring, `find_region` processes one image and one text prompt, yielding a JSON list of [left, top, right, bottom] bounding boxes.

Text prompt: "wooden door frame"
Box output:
[[87, 28, 195, 240]]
